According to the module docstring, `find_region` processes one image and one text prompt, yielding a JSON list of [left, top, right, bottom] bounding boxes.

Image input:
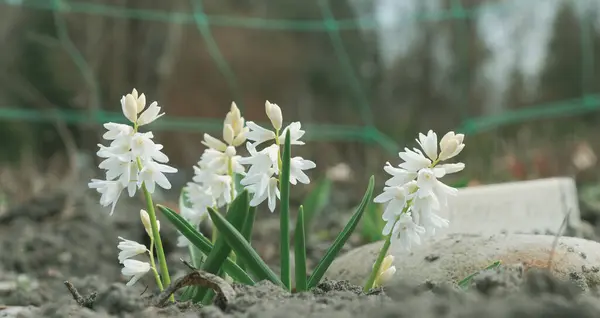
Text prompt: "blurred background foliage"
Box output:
[[1, 0, 600, 206]]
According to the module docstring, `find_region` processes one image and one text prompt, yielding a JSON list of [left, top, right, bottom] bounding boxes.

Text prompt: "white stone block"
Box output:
[[437, 177, 581, 236]]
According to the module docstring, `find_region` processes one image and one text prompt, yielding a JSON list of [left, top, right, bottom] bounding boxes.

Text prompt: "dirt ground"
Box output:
[[3, 180, 600, 317]]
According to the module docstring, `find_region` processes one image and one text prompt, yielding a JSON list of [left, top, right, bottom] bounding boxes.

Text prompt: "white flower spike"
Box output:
[[90, 89, 177, 215]]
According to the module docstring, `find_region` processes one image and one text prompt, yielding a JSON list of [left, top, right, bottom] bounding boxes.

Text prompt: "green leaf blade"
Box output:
[[294, 206, 307, 292], [156, 204, 254, 286], [279, 130, 292, 290], [207, 207, 284, 287], [307, 175, 375, 289], [237, 206, 257, 271]]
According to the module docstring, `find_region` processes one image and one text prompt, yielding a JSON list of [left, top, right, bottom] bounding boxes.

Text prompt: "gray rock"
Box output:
[[325, 233, 600, 290]]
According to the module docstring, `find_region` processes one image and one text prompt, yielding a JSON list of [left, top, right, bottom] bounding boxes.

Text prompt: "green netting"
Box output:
[[1, 0, 599, 156]]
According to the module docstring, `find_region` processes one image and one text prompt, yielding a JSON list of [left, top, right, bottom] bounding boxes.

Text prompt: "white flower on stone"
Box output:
[[121, 259, 151, 286], [412, 194, 449, 236], [117, 237, 148, 263], [438, 131, 465, 161], [89, 89, 177, 215]]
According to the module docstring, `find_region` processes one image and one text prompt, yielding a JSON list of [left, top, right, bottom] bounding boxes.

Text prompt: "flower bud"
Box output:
[[265, 100, 283, 131], [225, 102, 245, 136], [232, 127, 249, 147], [121, 93, 138, 124], [438, 132, 465, 161], [140, 209, 160, 238], [202, 133, 227, 152], [136, 93, 146, 113], [373, 255, 396, 287], [223, 124, 235, 145]]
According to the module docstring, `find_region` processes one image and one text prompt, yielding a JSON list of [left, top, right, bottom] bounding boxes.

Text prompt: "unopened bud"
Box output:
[[202, 133, 227, 152], [265, 100, 283, 131], [373, 254, 396, 287], [232, 127, 249, 147], [223, 124, 235, 145], [121, 94, 138, 124], [438, 131, 465, 161], [140, 209, 160, 238], [136, 93, 146, 113]]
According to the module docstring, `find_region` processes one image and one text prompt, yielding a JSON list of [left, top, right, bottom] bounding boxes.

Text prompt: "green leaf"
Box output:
[[294, 206, 307, 292], [458, 260, 502, 289], [156, 204, 254, 286], [208, 207, 284, 287], [279, 130, 292, 290], [307, 176, 375, 289], [301, 178, 332, 233], [237, 206, 257, 271], [194, 190, 250, 302]]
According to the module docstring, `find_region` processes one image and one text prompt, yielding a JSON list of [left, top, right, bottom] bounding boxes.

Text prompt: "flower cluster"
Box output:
[[178, 103, 248, 246], [117, 210, 160, 286], [374, 130, 465, 251], [88, 89, 177, 215], [238, 101, 316, 212]]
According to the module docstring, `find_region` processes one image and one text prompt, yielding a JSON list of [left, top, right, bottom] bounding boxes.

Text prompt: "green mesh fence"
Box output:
[[1, 0, 599, 155]]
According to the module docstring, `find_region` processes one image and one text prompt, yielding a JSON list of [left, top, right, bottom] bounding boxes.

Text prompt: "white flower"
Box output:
[[102, 123, 134, 140], [416, 130, 438, 161], [374, 181, 416, 222], [265, 100, 283, 130], [223, 124, 235, 145], [246, 121, 277, 147], [137, 101, 164, 126], [239, 143, 279, 177], [90, 90, 176, 215], [242, 172, 280, 212], [398, 148, 431, 172], [199, 146, 244, 175], [88, 179, 124, 215], [389, 213, 425, 252], [412, 194, 449, 236], [140, 209, 160, 238], [117, 237, 148, 263], [225, 102, 245, 137], [182, 184, 211, 225], [289, 157, 316, 185], [278, 122, 306, 145], [383, 162, 417, 187], [121, 259, 151, 286], [438, 131, 465, 161], [138, 160, 177, 193]]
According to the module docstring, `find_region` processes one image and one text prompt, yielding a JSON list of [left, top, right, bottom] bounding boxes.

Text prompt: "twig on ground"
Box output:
[[152, 270, 236, 310], [64, 281, 97, 309]]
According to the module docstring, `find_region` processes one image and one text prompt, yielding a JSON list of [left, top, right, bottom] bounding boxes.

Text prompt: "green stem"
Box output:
[[148, 240, 164, 291], [363, 236, 391, 292], [141, 183, 173, 302]]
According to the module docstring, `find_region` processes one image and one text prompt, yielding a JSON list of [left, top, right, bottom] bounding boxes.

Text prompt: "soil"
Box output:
[[3, 181, 600, 317]]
